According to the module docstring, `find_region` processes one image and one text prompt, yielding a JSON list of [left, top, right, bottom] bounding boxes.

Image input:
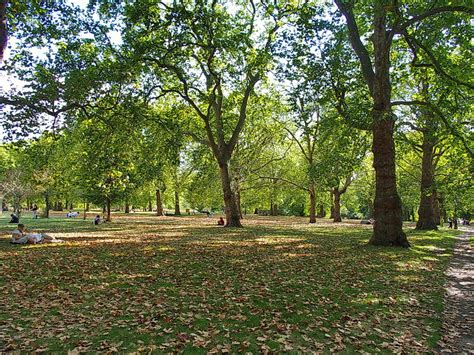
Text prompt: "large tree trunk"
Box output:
[[368, 8, 408, 247], [336, 1, 408, 247], [174, 190, 181, 215], [219, 162, 242, 227], [309, 183, 316, 223], [416, 130, 437, 230], [370, 116, 409, 247], [333, 190, 342, 222], [106, 198, 111, 222], [156, 189, 164, 216]]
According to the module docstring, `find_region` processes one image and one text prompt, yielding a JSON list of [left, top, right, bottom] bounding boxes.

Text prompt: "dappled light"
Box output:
[[0, 215, 463, 353]]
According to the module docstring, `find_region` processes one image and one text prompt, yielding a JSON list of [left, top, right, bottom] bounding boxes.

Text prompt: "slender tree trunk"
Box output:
[[309, 183, 316, 223], [106, 198, 111, 222], [125, 198, 130, 214], [148, 200, 152, 212], [270, 200, 277, 216], [333, 190, 342, 222], [330, 191, 335, 218], [236, 189, 243, 219], [219, 161, 242, 227], [433, 190, 441, 225], [174, 190, 181, 215], [416, 129, 437, 230], [44, 194, 50, 219], [83, 200, 87, 220], [86, 202, 90, 212], [156, 189, 164, 216]]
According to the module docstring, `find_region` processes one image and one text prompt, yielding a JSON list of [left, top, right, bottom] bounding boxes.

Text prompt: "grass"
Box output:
[[0, 212, 459, 352]]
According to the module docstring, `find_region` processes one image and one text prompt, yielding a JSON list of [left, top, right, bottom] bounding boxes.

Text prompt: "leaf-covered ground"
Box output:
[[0, 213, 458, 353]]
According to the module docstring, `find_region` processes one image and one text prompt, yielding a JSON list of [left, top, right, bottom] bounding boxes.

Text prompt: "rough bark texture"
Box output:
[[335, 0, 408, 247], [309, 183, 316, 224], [368, 5, 408, 247], [174, 190, 181, 215], [416, 130, 437, 230], [370, 116, 409, 247], [219, 162, 242, 227], [156, 189, 163, 216], [333, 191, 342, 222]]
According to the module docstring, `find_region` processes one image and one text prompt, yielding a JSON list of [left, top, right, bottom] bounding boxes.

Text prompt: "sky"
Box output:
[[0, 0, 92, 140]]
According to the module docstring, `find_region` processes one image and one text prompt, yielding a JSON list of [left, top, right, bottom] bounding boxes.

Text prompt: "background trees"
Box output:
[[0, 0, 471, 244]]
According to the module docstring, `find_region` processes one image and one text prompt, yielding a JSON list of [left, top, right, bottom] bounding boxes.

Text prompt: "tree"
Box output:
[[113, 0, 294, 226], [333, 1, 472, 246]]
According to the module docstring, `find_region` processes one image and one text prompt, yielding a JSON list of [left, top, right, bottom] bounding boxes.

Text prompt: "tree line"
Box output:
[[0, 0, 472, 247]]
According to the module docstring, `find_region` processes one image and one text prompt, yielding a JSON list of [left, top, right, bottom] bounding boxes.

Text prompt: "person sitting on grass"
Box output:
[[93, 215, 101, 225], [11, 224, 63, 244], [217, 217, 225, 226], [9, 214, 19, 223]]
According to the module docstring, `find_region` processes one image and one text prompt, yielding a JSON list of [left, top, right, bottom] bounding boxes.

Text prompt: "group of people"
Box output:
[[448, 217, 471, 228]]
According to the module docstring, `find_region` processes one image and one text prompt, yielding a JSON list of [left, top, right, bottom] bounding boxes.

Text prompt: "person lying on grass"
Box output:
[[11, 224, 64, 244]]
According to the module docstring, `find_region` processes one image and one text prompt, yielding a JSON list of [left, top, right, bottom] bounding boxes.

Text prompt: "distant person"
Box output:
[[11, 224, 63, 244], [9, 214, 19, 223], [66, 211, 79, 218], [32, 204, 39, 219], [448, 217, 453, 229], [217, 217, 225, 226], [93, 215, 101, 225]]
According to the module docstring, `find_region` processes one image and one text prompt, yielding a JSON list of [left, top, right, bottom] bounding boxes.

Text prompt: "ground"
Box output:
[[439, 230, 474, 353], [0, 213, 459, 353]]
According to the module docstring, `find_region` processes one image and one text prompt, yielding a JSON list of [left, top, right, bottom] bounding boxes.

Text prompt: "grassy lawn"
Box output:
[[0, 213, 458, 353]]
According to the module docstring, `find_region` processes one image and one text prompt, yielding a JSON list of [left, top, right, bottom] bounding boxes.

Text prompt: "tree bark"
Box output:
[[336, 1, 408, 247], [370, 116, 408, 247], [433, 190, 441, 225], [416, 129, 437, 230], [333, 190, 342, 222], [309, 183, 316, 223], [236, 189, 243, 219], [106, 198, 111, 222], [125, 199, 130, 214], [368, 6, 408, 247], [174, 190, 181, 215], [219, 162, 242, 227], [44, 194, 50, 218], [156, 189, 164, 216], [330, 191, 335, 218]]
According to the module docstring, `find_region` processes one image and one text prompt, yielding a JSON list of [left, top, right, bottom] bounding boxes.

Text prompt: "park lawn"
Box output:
[[0, 214, 458, 353]]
